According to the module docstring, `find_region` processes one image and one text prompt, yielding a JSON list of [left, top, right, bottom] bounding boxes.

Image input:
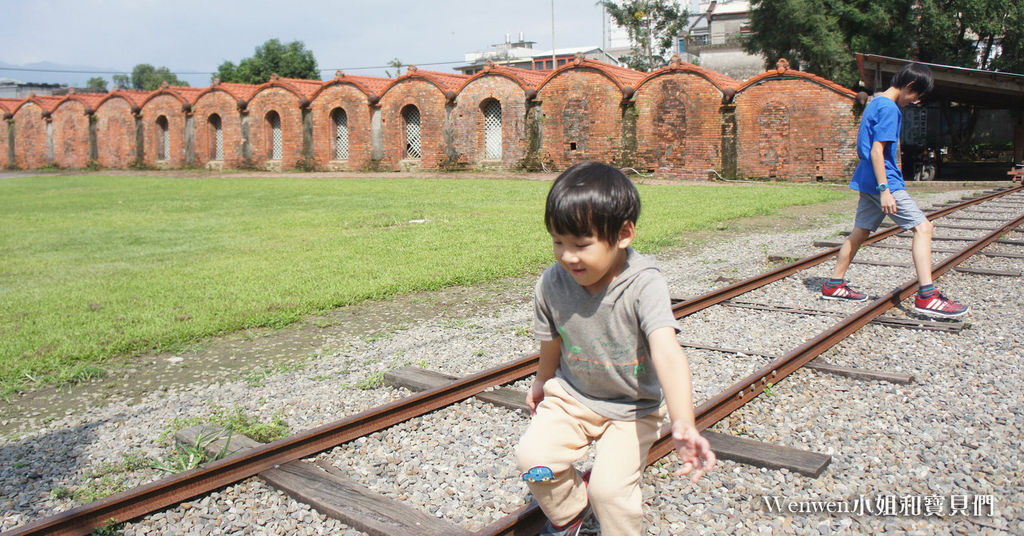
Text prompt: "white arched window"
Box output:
[[483, 100, 502, 159], [331, 108, 349, 160], [208, 114, 223, 161], [155, 116, 169, 161], [402, 105, 421, 159], [266, 111, 282, 160]]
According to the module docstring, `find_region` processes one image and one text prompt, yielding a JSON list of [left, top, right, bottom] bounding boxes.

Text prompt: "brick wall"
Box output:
[[12, 102, 49, 169], [309, 83, 374, 170], [0, 63, 862, 179], [141, 94, 189, 168], [378, 77, 449, 169], [735, 75, 859, 181], [448, 74, 530, 168], [633, 70, 726, 178], [50, 99, 91, 169], [94, 97, 137, 169], [0, 103, 11, 168], [538, 68, 625, 170], [246, 87, 306, 170], [192, 90, 243, 168]]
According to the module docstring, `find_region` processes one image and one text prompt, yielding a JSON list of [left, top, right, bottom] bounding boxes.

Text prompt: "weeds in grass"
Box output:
[[239, 362, 306, 387], [159, 405, 289, 445], [360, 331, 395, 344], [91, 519, 125, 536], [151, 429, 233, 474], [352, 370, 386, 390], [73, 451, 152, 504]]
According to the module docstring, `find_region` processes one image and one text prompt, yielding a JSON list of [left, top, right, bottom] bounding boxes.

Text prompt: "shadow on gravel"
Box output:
[[1, 420, 107, 521]]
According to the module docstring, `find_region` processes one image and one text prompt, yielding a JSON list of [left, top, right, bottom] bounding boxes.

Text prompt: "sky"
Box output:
[[0, 0, 616, 88]]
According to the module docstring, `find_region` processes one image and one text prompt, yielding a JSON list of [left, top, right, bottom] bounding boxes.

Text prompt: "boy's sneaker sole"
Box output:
[[913, 304, 970, 318], [821, 284, 868, 302], [821, 294, 868, 302], [538, 504, 593, 536], [914, 293, 969, 318]]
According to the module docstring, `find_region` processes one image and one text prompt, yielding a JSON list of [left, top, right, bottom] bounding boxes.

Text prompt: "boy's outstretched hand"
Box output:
[[525, 380, 545, 415], [671, 421, 716, 483]]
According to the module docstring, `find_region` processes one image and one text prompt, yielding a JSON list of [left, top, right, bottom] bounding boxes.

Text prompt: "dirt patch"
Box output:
[[0, 176, 1005, 436]]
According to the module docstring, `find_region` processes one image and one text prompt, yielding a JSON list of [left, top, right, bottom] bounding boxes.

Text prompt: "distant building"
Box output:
[[455, 34, 621, 75], [678, 0, 764, 80], [0, 77, 67, 98]]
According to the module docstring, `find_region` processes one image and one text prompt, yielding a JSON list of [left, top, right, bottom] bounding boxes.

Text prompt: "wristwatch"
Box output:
[[876, 183, 889, 192]]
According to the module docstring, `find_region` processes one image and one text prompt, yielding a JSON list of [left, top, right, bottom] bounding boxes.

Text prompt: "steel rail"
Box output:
[[4, 357, 540, 536], [470, 191, 1024, 536], [671, 186, 1022, 318], [6, 186, 1021, 536]]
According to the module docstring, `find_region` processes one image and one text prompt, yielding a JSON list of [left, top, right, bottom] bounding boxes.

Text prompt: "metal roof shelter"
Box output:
[[857, 53, 1024, 109]]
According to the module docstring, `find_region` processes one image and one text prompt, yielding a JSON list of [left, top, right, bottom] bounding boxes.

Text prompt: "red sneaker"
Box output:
[[539, 504, 593, 536], [821, 282, 867, 302], [915, 292, 969, 318]]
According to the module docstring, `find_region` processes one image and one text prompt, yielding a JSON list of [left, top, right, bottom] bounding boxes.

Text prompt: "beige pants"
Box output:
[[516, 379, 665, 536]]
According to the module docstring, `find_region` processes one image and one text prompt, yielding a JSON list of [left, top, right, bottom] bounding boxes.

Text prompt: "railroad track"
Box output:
[[5, 185, 1022, 536]]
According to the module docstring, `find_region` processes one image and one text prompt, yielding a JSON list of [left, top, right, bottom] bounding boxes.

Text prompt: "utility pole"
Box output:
[[551, 0, 557, 68]]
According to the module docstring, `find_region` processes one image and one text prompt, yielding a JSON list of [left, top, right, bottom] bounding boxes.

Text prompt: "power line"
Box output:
[[0, 59, 467, 78]]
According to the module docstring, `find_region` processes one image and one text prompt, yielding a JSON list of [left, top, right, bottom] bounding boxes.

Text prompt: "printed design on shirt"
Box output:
[[557, 325, 648, 376]]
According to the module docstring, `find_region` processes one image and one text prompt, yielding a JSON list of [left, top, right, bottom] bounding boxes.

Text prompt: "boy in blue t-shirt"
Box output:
[[822, 63, 968, 318]]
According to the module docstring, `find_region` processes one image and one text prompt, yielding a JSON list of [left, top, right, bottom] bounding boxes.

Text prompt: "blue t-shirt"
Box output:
[[849, 96, 905, 193]]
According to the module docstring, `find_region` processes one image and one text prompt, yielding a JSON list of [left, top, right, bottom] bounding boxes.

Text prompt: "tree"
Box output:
[[112, 64, 189, 91], [744, 0, 1024, 87], [385, 58, 404, 78], [598, 0, 690, 71], [85, 77, 108, 92], [215, 39, 320, 84]]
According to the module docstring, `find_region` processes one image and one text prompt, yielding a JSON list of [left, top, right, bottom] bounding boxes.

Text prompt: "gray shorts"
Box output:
[[854, 190, 927, 231]]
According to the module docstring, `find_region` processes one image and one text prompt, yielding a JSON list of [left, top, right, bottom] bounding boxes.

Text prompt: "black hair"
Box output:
[[890, 63, 934, 96], [544, 161, 640, 244]]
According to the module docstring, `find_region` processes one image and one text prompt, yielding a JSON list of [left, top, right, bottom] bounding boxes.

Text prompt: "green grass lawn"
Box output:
[[0, 175, 849, 394]]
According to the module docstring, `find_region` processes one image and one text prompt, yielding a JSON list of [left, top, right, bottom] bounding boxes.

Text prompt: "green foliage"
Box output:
[[385, 58, 405, 78], [85, 77, 108, 92], [352, 370, 387, 390], [160, 406, 290, 445], [240, 363, 306, 387], [744, 0, 1024, 86], [91, 520, 124, 536], [112, 64, 189, 91], [216, 39, 320, 84], [74, 452, 152, 504], [151, 429, 234, 474], [599, 0, 690, 71]]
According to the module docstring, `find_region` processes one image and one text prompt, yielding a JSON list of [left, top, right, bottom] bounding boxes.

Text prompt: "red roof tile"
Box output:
[[326, 74, 391, 97], [738, 68, 856, 98], [638, 58, 740, 92], [274, 77, 326, 99], [399, 68, 470, 92]]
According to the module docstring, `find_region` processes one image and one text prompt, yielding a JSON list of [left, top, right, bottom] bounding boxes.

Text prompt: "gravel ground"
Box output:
[[1, 185, 1021, 535]]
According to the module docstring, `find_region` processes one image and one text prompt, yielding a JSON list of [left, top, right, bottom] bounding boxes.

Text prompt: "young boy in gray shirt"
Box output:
[[516, 161, 715, 536]]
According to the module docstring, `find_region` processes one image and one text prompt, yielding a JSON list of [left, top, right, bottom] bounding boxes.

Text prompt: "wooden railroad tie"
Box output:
[[386, 366, 831, 478], [176, 425, 471, 536]]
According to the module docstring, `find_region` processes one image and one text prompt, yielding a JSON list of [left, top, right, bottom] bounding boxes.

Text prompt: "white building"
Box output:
[[455, 34, 622, 74], [678, 0, 765, 79]]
